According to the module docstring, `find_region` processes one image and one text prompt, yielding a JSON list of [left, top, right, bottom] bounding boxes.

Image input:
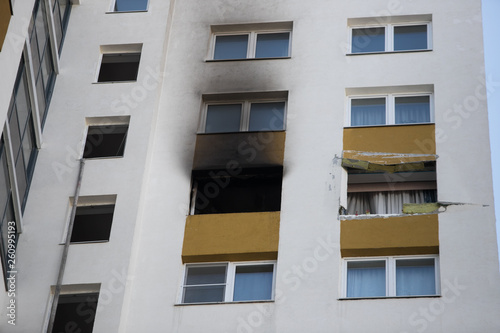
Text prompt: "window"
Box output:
[[70, 204, 115, 243], [113, 0, 148, 12], [181, 262, 275, 304], [97, 53, 141, 82], [348, 94, 432, 127], [210, 22, 292, 60], [350, 23, 431, 53], [346, 165, 437, 215], [343, 256, 439, 298], [191, 167, 283, 215], [201, 99, 286, 133], [51, 293, 99, 333], [51, 0, 72, 52], [83, 125, 128, 158], [8, 57, 38, 211]]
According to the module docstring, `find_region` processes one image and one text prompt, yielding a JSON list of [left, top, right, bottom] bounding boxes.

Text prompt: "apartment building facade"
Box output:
[[0, 0, 499, 332]]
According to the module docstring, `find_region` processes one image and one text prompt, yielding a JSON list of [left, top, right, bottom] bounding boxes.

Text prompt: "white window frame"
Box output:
[[346, 93, 434, 127], [349, 22, 432, 54], [210, 30, 292, 60], [199, 99, 287, 133], [341, 255, 440, 298], [180, 261, 277, 304]]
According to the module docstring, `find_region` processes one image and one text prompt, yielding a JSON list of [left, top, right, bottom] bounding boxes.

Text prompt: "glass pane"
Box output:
[[255, 33, 290, 58], [347, 261, 386, 297], [183, 285, 225, 303], [185, 266, 227, 285], [0, 141, 11, 219], [30, 29, 41, 76], [52, 0, 63, 48], [205, 104, 242, 133], [36, 76, 47, 121], [34, 0, 49, 58], [21, 118, 36, 175], [352, 27, 385, 53], [394, 25, 428, 51], [115, 0, 149, 11], [351, 98, 386, 126], [8, 106, 21, 163], [214, 35, 248, 60], [15, 70, 31, 129], [395, 96, 430, 124], [248, 102, 285, 131], [233, 265, 273, 301], [396, 258, 436, 296], [14, 154, 27, 204]]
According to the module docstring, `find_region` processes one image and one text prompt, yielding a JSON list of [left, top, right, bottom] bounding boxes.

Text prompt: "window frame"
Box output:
[[341, 255, 440, 298], [346, 92, 434, 127], [349, 22, 432, 54], [199, 99, 287, 133], [210, 30, 292, 60], [180, 261, 277, 304]]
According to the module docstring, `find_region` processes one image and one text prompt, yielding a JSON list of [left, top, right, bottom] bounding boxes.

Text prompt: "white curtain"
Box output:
[[396, 263, 435, 296], [347, 190, 434, 215], [347, 266, 386, 297]]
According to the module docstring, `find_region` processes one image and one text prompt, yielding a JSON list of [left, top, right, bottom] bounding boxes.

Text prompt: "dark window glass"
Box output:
[[52, 293, 99, 333], [183, 266, 227, 303], [192, 167, 283, 214], [352, 27, 385, 53], [205, 104, 242, 133], [83, 125, 128, 158], [114, 0, 148, 12], [248, 102, 285, 131], [394, 25, 428, 51], [213, 35, 248, 60], [97, 53, 141, 82], [70, 205, 115, 243], [255, 33, 290, 58]]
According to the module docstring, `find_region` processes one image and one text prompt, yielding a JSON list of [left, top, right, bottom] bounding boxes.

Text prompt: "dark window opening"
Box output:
[[83, 125, 128, 159], [52, 293, 99, 333], [97, 53, 140, 82], [191, 167, 283, 215], [70, 205, 114, 243]]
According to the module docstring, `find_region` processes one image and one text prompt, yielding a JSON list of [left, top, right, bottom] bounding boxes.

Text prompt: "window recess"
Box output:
[[200, 99, 286, 134], [347, 93, 433, 127], [343, 255, 439, 298], [50, 292, 99, 333], [181, 262, 276, 304], [349, 17, 432, 54], [190, 167, 283, 215], [83, 125, 128, 159], [112, 0, 148, 12], [345, 162, 437, 215], [209, 22, 292, 60]]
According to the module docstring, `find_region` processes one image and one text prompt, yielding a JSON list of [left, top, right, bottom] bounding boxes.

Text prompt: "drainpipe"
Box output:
[[46, 159, 85, 333]]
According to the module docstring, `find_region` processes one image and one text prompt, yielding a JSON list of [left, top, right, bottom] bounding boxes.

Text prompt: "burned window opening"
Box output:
[[346, 162, 437, 215], [191, 167, 283, 215], [83, 125, 128, 159], [51, 293, 99, 333], [70, 205, 115, 243]]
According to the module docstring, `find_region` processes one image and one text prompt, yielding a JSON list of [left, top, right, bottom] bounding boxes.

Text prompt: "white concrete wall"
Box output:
[[1, 0, 499, 332]]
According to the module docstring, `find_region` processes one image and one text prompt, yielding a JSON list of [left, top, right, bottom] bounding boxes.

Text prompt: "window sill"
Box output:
[[92, 81, 137, 84], [175, 300, 274, 306], [346, 49, 432, 56], [340, 212, 438, 220], [105, 10, 148, 14], [338, 295, 440, 300], [206, 57, 291, 63], [344, 122, 434, 129], [197, 130, 286, 135], [60, 240, 110, 245], [83, 156, 125, 160]]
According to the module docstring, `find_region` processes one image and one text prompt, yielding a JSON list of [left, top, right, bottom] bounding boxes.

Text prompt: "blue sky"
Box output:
[[482, 0, 500, 263]]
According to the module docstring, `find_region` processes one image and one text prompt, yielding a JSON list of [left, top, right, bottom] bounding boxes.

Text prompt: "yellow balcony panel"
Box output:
[[340, 214, 439, 257], [182, 211, 280, 263], [343, 124, 436, 164], [192, 131, 285, 170], [0, 0, 12, 51]]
